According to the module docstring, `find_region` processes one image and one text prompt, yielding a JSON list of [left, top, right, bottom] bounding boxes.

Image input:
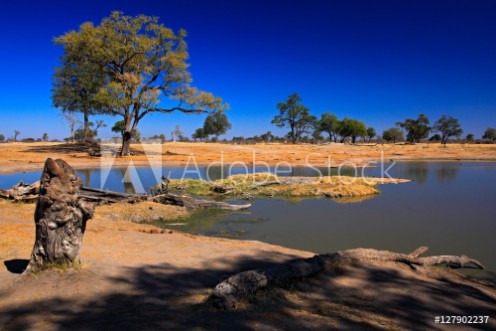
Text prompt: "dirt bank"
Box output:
[[0, 200, 494, 330], [1, 141, 495, 174]]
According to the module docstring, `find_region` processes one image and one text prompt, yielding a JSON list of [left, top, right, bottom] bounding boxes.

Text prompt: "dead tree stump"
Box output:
[[25, 158, 94, 273]]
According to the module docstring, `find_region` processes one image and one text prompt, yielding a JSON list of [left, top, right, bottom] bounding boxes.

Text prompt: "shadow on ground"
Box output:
[[0, 254, 495, 330], [24, 142, 151, 156], [3, 259, 28, 274]]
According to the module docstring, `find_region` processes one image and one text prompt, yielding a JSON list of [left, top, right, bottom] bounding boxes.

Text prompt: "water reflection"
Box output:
[[78, 169, 93, 187], [119, 167, 137, 194], [399, 162, 430, 185], [435, 164, 459, 183], [0, 163, 463, 191]]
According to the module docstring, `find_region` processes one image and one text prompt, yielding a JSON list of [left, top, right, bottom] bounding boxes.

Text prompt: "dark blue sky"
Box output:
[[1, 0, 495, 140]]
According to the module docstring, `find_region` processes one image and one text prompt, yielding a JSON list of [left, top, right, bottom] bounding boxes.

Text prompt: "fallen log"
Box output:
[[419, 255, 485, 269], [210, 246, 485, 309], [0, 181, 40, 202], [249, 178, 314, 189], [151, 193, 251, 211], [1, 180, 250, 211], [79, 187, 148, 205]]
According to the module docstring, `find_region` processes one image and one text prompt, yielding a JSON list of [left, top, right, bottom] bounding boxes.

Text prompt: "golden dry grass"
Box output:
[[0, 200, 36, 261], [169, 173, 382, 198], [0, 199, 190, 263], [94, 201, 189, 225], [1, 141, 495, 174]]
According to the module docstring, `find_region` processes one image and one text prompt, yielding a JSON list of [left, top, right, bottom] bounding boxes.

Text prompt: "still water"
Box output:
[[1, 162, 495, 278]]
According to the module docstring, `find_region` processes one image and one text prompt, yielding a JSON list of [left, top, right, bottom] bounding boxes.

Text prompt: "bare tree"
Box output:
[[13, 130, 21, 142], [61, 112, 81, 143]]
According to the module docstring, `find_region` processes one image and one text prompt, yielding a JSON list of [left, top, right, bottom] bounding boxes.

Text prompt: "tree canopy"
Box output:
[[382, 128, 404, 143], [52, 22, 106, 141], [203, 111, 232, 139], [111, 120, 127, 137], [192, 128, 208, 141], [272, 93, 315, 144], [54, 11, 226, 155], [433, 115, 463, 144], [366, 127, 376, 142], [396, 114, 431, 143], [483, 128, 496, 142], [337, 118, 366, 143], [317, 112, 339, 142]]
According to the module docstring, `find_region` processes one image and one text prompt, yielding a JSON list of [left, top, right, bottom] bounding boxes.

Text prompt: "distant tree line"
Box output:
[[230, 92, 493, 145]]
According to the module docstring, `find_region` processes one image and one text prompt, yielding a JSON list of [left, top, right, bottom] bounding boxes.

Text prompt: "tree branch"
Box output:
[[137, 106, 207, 122]]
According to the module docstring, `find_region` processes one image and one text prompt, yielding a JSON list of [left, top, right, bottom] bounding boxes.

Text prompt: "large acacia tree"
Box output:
[[396, 114, 431, 143], [433, 115, 463, 144], [55, 12, 225, 155], [337, 118, 367, 143], [203, 110, 232, 140], [272, 93, 315, 144]]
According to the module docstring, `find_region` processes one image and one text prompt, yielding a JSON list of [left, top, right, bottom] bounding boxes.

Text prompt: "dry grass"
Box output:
[[169, 173, 381, 199], [1, 142, 495, 174], [94, 201, 189, 225], [0, 199, 190, 263], [0, 200, 36, 261]]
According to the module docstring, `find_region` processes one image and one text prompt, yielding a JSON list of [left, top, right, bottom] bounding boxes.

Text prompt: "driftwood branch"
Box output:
[[249, 178, 314, 189], [1, 181, 250, 211], [210, 246, 485, 309], [419, 255, 485, 269], [151, 193, 251, 211]]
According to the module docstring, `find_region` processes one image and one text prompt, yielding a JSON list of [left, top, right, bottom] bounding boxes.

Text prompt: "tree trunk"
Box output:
[[290, 125, 296, 144], [25, 158, 94, 273], [83, 110, 90, 142], [120, 131, 132, 156]]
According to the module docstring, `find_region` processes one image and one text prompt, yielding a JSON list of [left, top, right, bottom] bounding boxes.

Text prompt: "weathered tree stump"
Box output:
[[25, 158, 94, 273]]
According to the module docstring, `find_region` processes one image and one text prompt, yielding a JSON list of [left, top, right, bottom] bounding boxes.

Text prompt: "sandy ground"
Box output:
[[0, 200, 495, 330], [0, 141, 495, 174], [1, 143, 495, 330]]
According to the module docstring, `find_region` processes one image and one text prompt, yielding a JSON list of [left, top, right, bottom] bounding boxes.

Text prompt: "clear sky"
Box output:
[[0, 0, 495, 140]]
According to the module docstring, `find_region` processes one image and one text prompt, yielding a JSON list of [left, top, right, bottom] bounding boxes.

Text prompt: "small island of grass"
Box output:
[[164, 173, 411, 200]]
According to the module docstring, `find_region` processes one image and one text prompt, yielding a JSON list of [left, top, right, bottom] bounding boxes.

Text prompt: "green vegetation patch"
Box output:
[[166, 173, 379, 199]]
